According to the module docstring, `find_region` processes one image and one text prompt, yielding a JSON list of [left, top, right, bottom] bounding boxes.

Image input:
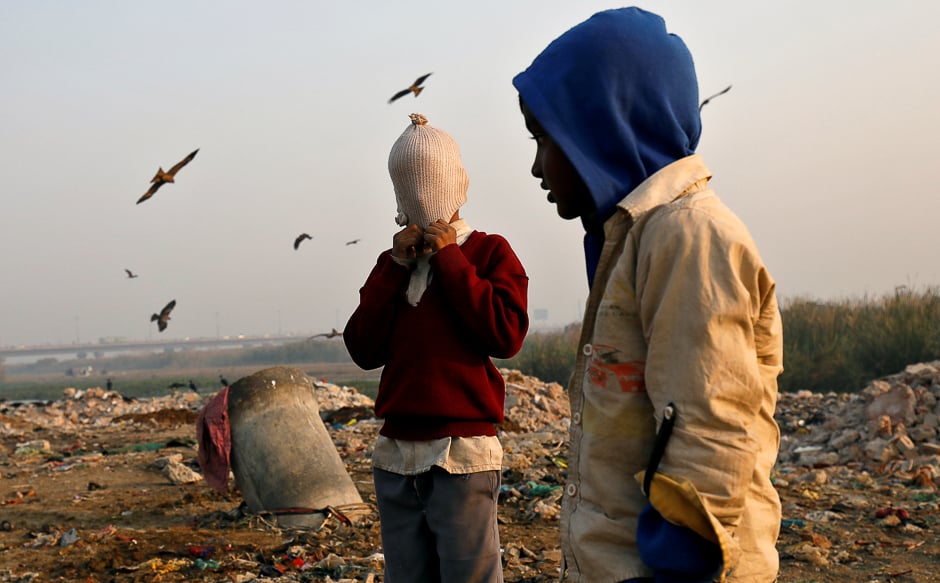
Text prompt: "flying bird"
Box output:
[[150, 299, 176, 332], [699, 85, 732, 113], [308, 328, 343, 340], [294, 233, 313, 250], [136, 148, 199, 204], [168, 381, 187, 389], [345, 239, 362, 246], [124, 268, 139, 279], [388, 73, 432, 103]]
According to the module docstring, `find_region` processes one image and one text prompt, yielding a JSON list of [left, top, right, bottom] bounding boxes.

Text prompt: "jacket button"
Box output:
[[572, 412, 582, 425], [581, 343, 593, 356], [565, 483, 578, 496]]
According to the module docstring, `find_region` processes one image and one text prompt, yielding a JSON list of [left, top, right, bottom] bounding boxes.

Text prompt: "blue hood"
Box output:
[[513, 7, 701, 286]]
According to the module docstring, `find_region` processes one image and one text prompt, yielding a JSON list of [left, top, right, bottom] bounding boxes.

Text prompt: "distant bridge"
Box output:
[[0, 335, 309, 360]]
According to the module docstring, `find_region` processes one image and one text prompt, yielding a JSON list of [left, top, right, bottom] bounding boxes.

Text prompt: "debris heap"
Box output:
[[3, 365, 940, 579], [777, 361, 940, 487]]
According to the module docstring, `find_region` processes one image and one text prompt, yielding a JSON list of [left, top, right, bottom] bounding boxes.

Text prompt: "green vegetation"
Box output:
[[495, 323, 580, 385], [781, 286, 940, 393], [1, 339, 379, 402], [10, 339, 351, 377], [4, 286, 940, 401]]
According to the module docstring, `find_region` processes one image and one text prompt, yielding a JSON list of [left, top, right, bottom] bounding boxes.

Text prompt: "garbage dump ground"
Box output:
[[1, 364, 939, 582]]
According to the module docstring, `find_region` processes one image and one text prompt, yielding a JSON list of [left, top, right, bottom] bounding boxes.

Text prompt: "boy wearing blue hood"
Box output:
[[514, 7, 783, 583]]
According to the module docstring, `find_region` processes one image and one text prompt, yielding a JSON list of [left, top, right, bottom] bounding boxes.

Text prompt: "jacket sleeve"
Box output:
[[343, 252, 410, 370], [430, 236, 529, 359], [636, 204, 776, 530]]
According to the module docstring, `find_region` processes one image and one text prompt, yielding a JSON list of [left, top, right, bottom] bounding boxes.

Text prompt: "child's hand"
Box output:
[[392, 224, 424, 259], [424, 220, 457, 252]]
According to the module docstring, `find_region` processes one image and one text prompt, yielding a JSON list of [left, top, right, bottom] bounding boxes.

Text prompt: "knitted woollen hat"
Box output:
[[388, 113, 469, 229]]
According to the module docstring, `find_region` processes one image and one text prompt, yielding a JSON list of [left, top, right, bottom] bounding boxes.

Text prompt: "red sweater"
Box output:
[[344, 231, 529, 440]]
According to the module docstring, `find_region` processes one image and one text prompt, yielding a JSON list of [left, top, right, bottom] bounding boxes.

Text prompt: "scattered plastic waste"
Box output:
[[194, 558, 221, 570], [523, 481, 561, 498], [58, 528, 79, 547], [188, 545, 214, 559]]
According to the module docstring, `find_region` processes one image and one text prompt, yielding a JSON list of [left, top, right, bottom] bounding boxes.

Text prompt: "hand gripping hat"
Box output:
[[388, 113, 469, 229]]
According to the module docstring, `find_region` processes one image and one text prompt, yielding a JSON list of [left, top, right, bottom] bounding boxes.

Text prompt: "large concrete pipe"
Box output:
[[228, 366, 363, 528]]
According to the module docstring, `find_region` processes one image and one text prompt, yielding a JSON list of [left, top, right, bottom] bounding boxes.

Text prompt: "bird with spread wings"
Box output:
[[124, 268, 138, 279], [308, 328, 343, 340], [150, 299, 176, 332], [294, 233, 313, 250], [137, 148, 199, 204], [388, 73, 432, 103], [699, 85, 732, 112]]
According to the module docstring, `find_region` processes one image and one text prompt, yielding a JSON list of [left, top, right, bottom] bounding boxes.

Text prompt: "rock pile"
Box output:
[[499, 370, 569, 497], [777, 361, 940, 488], [0, 386, 202, 434]]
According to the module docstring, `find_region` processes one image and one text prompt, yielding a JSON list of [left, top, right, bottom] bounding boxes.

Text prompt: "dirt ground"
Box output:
[[0, 380, 938, 582]]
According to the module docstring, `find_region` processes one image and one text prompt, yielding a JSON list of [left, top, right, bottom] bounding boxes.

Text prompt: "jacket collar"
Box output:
[[615, 154, 712, 222]]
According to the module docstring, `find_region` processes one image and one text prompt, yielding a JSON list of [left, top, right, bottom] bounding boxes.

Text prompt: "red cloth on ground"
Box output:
[[196, 386, 231, 492]]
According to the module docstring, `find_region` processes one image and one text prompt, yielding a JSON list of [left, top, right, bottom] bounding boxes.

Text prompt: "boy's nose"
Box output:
[[530, 156, 542, 180]]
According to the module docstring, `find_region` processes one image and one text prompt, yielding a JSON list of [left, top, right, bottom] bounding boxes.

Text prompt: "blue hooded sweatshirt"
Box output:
[[513, 7, 702, 288]]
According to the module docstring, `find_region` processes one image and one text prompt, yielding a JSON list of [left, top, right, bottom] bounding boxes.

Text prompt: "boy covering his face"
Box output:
[[344, 113, 529, 583]]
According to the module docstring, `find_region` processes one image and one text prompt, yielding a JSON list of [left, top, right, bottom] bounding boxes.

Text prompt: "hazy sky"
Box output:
[[3, 1, 939, 347]]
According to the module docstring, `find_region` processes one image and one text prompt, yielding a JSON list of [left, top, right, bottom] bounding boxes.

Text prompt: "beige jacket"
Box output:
[[560, 154, 783, 582]]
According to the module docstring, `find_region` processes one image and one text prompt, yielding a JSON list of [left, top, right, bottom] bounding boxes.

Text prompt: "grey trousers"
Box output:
[[373, 467, 503, 583]]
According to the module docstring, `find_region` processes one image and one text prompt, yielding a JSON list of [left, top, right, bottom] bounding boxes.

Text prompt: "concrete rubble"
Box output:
[[776, 361, 940, 486]]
